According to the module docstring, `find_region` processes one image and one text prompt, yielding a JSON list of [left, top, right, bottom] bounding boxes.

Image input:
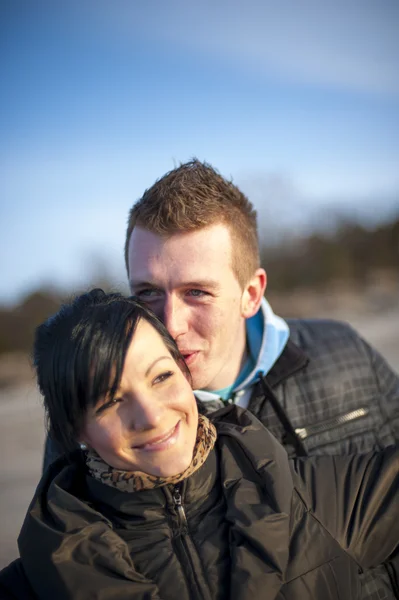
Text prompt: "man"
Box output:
[[44, 160, 398, 598], [125, 159, 399, 600]]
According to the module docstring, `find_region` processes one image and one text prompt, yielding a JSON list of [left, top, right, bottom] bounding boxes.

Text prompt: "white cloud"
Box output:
[[90, 0, 399, 96]]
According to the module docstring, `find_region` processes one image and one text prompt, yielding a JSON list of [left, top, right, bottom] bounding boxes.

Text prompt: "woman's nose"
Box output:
[[129, 395, 165, 432]]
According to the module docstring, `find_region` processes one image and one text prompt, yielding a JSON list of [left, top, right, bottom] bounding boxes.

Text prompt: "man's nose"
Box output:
[[162, 295, 188, 340]]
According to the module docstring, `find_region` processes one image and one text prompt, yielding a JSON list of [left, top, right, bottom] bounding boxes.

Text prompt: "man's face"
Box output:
[[128, 224, 253, 391]]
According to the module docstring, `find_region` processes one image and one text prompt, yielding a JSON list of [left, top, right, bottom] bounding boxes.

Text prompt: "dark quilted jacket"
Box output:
[[2, 407, 398, 600], [249, 319, 399, 600], [253, 319, 399, 456]]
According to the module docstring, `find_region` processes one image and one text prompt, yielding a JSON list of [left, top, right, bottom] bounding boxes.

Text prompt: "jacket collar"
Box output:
[[234, 297, 290, 392], [265, 339, 309, 388]]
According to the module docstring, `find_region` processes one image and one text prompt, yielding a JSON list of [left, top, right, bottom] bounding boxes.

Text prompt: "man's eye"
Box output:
[[153, 371, 173, 385], [137, 289, 159, 298], [187, 289, 206, 297]]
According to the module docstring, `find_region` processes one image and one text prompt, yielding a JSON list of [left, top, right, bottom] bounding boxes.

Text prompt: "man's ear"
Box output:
[[241, 268, 267, 318]]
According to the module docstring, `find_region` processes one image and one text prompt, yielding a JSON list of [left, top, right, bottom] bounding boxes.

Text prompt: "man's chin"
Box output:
[[191, 372, 215, 393], [185, 355, 222, 392], [190, 374, 207, 391]]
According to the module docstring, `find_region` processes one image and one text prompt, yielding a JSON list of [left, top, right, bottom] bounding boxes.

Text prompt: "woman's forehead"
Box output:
[[124, 319, 173, 372]]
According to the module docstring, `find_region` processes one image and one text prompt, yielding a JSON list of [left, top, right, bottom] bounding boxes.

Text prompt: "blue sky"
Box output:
[[1, 0, 398, 304]]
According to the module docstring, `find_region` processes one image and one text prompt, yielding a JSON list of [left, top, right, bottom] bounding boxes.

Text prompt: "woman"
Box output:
[[0, 289, 398, 600]]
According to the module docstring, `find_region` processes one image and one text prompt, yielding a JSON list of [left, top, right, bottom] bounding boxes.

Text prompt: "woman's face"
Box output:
[[81, 319, 198, 477]]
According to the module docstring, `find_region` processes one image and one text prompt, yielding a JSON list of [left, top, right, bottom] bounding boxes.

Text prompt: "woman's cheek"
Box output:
[[88, 420, 123, 451]]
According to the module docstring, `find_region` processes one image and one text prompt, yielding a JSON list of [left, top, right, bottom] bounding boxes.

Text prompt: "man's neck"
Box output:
[[213, 345, 253, 401], [205, 323, 248, 392]]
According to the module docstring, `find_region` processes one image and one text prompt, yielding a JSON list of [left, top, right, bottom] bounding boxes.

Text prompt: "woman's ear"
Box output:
[[241, 268, 267, 318]]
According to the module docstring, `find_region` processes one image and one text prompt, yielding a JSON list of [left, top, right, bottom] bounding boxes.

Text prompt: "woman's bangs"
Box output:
[[86, 310, 138, 409]]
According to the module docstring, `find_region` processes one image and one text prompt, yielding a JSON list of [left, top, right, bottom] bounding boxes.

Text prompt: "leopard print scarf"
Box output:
[[85, 414, 217, 492]]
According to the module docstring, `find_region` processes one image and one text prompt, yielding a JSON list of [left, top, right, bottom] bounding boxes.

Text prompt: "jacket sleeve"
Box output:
[[0, 559, 38, 600], [19, 465, 163, 600], [291, 446, 399, 569], [361, 335, 399, 440], [21, 517, 163, 600]]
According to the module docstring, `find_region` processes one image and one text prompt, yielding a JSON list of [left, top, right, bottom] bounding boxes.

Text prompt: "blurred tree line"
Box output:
[[0, 290, 61, 356], [262, 216, 399, 291], [0, 215, 398, 357]]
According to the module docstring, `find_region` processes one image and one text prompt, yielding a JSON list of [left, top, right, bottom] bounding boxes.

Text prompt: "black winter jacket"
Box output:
[[2, 407, 398, 600], [42, 319, 399, 600]]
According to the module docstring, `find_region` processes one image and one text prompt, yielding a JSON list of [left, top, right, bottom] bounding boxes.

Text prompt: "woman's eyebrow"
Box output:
[[145, 356, 172, 377]]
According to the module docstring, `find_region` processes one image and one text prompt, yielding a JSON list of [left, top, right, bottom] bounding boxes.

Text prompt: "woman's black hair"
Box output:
[[33, 289, 191, 454]]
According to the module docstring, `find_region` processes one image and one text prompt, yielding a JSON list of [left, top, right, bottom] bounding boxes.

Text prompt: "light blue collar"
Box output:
[[233, 297, 289, 391]]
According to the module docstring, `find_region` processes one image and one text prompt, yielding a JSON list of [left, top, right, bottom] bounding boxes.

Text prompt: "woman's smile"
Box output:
[[132, 420, 181, 451]]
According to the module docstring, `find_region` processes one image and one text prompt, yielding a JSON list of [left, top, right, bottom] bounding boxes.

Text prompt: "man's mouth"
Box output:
[[132, 421, 180, 451], [180, 351, 199, 365]]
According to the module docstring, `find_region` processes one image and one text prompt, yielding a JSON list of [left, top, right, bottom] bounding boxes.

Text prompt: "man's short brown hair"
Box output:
[[125, 159, 260, 288]]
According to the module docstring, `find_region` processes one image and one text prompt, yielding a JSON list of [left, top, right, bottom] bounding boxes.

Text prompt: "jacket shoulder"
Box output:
[[0, 559, 37, 600], [286, 317, 361, 345], [285, 318, 372, 363], [212, 405, 293, 478]]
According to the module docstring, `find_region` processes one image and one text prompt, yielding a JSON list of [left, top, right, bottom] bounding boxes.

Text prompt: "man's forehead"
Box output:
[[128, 226, 167, 252], [128, 227, 236, 289], [128, 225, 233, 264], [129, 223, 232, 247]]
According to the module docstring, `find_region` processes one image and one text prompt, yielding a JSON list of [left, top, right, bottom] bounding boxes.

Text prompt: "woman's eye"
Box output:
[[96, 397, 122, 415], [153, 371, 173, 385]]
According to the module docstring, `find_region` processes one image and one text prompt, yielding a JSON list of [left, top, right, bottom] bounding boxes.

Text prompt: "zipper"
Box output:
[[171, 484, 211, 600], [295, 408, 369, 441], [173, 484, 188, 531]]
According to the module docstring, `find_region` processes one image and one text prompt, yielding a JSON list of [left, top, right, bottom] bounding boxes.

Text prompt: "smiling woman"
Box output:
[[82, 318, 199, 478], [0, 289, 398, 600]]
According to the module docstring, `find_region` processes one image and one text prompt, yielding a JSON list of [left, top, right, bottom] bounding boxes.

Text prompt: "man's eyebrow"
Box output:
[[184, 280, 220, 290], [145, 356, 172, 377], [129, 279, 220, 290], [129, 280, 156, 289]]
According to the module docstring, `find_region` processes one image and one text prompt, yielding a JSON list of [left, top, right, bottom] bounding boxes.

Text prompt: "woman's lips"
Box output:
[[132, 421, 180, 452]]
